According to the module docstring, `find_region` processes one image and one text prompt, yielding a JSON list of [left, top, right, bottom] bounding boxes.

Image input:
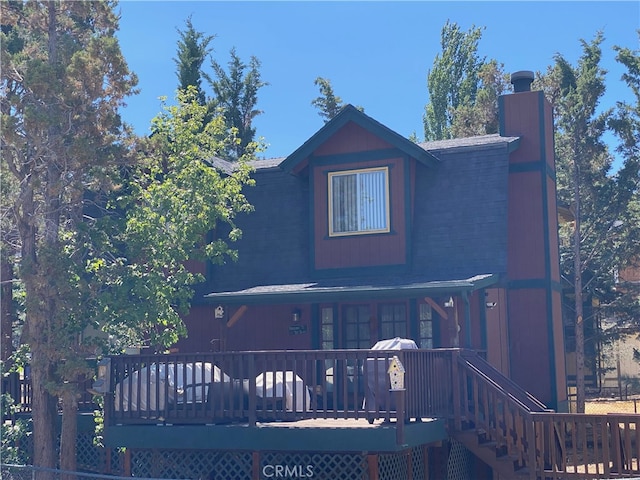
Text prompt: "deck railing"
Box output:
[[2, 373, 33, 415], [529, 412, 640, 479], [10, 348, 640, 477], [454, 350, 640, 479], [2, 371, 97, 418], [101, 349, 457, 428]]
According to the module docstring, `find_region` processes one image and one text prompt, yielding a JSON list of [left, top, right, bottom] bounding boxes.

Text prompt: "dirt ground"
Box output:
[[585, 398, 640, 414]]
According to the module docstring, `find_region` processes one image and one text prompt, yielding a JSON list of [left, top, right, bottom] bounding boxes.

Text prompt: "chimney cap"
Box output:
[[510, 70, 535, 92]]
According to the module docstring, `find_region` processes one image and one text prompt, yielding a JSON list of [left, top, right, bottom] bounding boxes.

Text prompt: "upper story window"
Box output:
[[328, 167, 390, 237]]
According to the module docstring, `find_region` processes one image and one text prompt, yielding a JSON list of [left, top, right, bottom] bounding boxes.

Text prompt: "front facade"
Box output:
[[179, 73, 566, 411], [97, 72, 572, 480]]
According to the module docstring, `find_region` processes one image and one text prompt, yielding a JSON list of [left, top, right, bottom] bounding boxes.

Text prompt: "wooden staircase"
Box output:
[[450, 350, 640, 479], [453, 428, 532, 478]]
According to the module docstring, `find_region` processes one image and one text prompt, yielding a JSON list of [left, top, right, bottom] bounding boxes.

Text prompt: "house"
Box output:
[[94, 72, 621, 480], [179, 70, 566, 410]]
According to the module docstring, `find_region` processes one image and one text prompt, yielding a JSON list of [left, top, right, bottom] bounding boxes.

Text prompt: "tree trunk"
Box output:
[[19, 176, 59, 476], [60, 388, 79, 479], [30, 343, 59, 480], [574, 158, 586, 414], [1, 255, 14, 363]]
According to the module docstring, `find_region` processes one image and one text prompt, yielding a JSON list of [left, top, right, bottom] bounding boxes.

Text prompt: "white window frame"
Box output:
[[328, 166, 390, 237]]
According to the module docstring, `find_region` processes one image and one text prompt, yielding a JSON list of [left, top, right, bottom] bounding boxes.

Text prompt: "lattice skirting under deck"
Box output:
[[128, 446, 432, 479]]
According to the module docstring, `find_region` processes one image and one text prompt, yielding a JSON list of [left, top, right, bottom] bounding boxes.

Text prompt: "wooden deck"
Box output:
[[10, 348, 640, 478], [104, 415, 447, 453]]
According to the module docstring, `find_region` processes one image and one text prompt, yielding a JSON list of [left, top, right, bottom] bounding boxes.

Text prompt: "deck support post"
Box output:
[[104, 447, 111, 474], [366, 454, 379, 480], [123, 448, 131, 477], [252, 451, 260, 480], [423, 445, 430, 480]]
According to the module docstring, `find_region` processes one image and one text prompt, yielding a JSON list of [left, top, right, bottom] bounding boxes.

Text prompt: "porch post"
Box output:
[[463, 292, 471, 348], [451, 350, 462, 431]]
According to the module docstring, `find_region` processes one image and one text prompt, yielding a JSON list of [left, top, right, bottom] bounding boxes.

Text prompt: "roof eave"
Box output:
[[204, 274, 500, 305]]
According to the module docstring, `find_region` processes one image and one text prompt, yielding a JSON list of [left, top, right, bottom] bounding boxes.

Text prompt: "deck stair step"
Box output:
[[454, 430, 523, 478]]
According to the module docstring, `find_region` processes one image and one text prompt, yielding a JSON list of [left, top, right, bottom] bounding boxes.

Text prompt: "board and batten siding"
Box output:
[[310, 125, 409, 271]]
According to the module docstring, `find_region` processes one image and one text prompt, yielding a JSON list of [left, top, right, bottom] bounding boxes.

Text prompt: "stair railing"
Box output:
[[455, 350, 543, 475], [455, 350, 640, 479]]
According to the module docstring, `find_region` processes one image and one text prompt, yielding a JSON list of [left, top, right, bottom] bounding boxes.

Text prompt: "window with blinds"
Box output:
[[328, 167, 390, 236]]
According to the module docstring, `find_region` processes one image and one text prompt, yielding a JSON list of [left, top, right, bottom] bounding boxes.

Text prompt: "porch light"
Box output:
[[444, 297, 454, 308], [214, 305, 225, 319], [486, 302, 497, 309], [292, 308, 301, 323]]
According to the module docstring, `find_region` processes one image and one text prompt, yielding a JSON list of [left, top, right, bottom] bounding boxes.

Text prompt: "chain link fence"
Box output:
[[0, 464, 182, 480]]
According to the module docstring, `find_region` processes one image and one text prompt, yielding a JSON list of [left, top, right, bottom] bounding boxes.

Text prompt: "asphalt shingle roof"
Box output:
[[201, 132, 518, 302]]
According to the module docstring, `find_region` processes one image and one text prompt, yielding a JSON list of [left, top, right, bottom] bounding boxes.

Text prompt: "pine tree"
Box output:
[[549, 32, 640, 412], [174, 16, 214, 106], [450, 60, 511, 138], [311, 77, 345, 123], [1, 1, 137, 473], [207, 48, 267, 160]]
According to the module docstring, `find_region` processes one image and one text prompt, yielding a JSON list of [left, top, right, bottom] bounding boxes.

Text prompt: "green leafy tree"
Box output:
[[1, 390, 32, 465], [548, 32, 640, 412], [207, 48, 267, 160], [423, 21, 486, 141], [0, 1, 138, 474], [174, 16, 214, 106], [91, 88, 254, 353]]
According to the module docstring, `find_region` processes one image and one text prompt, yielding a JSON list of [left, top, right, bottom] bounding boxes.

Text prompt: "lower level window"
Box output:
[[419, 303, 434, 349], [379, 303, 407, 339], [321, 307, 335, 350], [343, 305, 371, 349]]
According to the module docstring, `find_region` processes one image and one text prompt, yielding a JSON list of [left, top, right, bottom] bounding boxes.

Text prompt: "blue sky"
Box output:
[[116, 1, 638, 160]]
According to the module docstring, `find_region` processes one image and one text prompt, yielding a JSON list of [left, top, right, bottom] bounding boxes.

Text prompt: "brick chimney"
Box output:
[[499, 72, 567, 410]]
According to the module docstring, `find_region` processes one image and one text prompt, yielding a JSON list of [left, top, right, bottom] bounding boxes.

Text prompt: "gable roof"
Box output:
[[280, 104, 439, 174], [201, 110, 520, 304]]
